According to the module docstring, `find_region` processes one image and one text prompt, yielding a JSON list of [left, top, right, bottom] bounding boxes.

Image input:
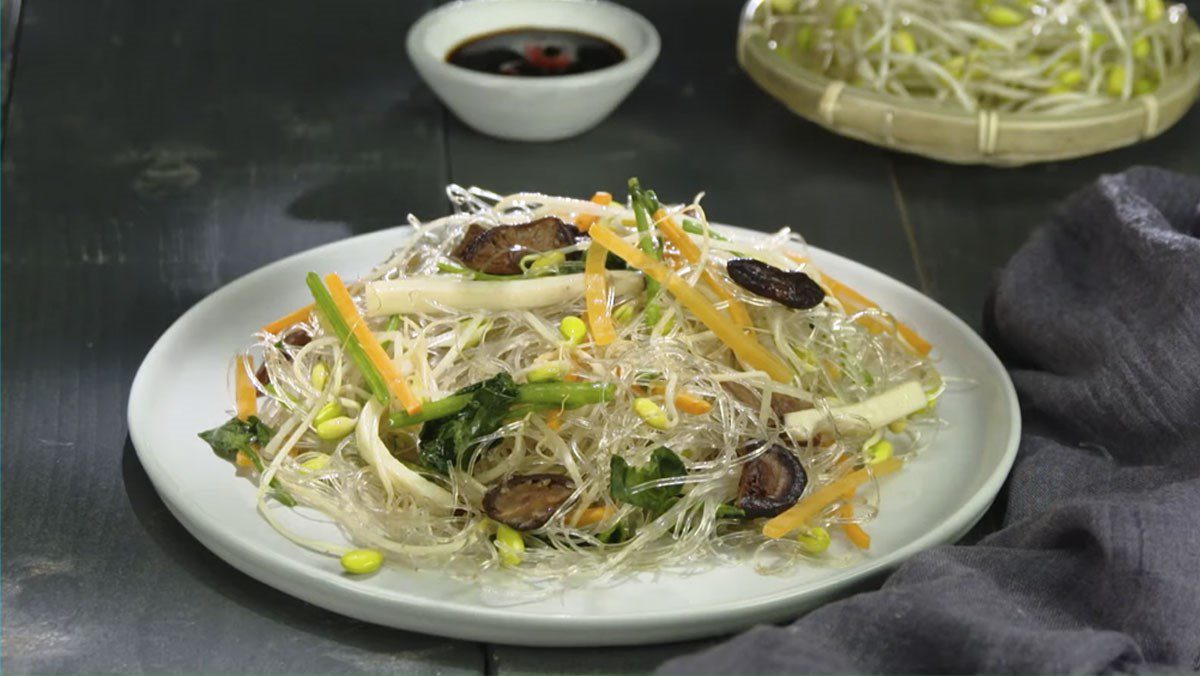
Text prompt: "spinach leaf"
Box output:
[[198, 416, 272, 460], [419, 373, 520, 473], [197, 416, 295, 507], [609, 446, 687, 515]]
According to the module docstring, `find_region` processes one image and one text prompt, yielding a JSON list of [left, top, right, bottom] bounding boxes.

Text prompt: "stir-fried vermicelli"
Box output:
[[199, 181, 944, 584], [756, 0, 1195, 114]]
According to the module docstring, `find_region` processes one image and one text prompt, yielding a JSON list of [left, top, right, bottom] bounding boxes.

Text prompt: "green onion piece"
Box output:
[[305, 272, 391, 404], [680, 218, 729, 241], [628, 177, 663, 325], [240, 445, 297, 507], [380, 314, 401, 352], [389, 393, 473, 427], [516, 382, 616, 407]]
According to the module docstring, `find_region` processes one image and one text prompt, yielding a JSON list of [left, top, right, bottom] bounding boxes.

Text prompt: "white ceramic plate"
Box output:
[[128, 224, 1020, 646]]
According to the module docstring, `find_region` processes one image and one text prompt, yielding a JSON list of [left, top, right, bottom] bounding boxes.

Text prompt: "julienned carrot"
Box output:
[[838, 503, 872, 549], [589, 224, 793, 383], [653, 209, 752, 328], [584, 242, 617, 346], [323, 274, 423, 415], [262, 304, 315, 335], [571, 504, 615, 527], [575, 191, 613, 232], [762, 457, 902, 538], [649, 385, 712, 415], [545, 409, 563, 431], [235, 354, 257, 421], [786, 253, 932, 356]]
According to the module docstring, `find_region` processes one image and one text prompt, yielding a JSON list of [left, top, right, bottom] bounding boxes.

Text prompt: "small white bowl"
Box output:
[[407, 0, 660, 142]]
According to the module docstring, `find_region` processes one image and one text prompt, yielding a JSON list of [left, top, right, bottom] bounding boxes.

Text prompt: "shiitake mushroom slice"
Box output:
[[483, 473, 576, 531], [736, 443, 808, 517], [726, 258, 825, 310]]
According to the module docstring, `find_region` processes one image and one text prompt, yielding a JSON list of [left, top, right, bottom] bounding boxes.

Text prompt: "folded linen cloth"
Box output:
[[660, 167, 1200, 674]]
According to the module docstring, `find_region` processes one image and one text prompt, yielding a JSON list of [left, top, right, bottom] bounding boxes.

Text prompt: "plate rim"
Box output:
[[128, 223, 1021, 645]]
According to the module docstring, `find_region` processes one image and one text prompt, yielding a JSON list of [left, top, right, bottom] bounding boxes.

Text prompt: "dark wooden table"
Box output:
[[3, 1, 1199, 672]]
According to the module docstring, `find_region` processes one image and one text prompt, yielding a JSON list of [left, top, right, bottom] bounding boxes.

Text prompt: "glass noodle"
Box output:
[[231, 185, 944, 592]]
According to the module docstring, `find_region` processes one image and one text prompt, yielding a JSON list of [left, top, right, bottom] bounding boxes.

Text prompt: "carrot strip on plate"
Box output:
[[762, 457, 902, 538], [575, 191, 613, 232], [324, 273, 423, 414], [590, 223, 793, 383], [838, 502, 872, 549], [584, 242, 617, 346], [235, 354, 257, 421], [653, 209, 752, 328], [570, 504, 615, 527], [262, 304, 315, 335]]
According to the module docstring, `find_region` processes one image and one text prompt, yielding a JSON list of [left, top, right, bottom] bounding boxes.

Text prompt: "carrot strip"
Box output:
[[235, 354, 257, 421], [235, 450, 253, 468], [649, 385, 712, 415], [674, 392, 712, 415], [584, 242, 617, 346], [838, 503, 872, 549], [545, 409, 563, 431], [762, 458, 902, 538], [570, 505, 615, 527], [324, 274, 422, 414], [262, 304, 315, 335], [786, 253, 932, 356], [575, 191, 613, 232], [590, 223, 793, 383], [653, 209, 752, 328]]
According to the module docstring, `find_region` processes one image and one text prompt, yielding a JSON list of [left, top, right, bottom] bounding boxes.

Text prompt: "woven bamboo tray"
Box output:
[[737, 0, 1200, 166]]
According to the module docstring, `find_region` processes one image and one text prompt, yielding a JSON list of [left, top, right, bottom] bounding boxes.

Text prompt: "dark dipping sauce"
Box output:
[[446, 27, 625, 77]]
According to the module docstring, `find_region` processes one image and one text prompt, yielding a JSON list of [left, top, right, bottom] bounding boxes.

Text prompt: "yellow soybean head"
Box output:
[[314, 401, 343, 426], [868, 439, 894, 465], [891, 30, 917, 55], [494, 524, 525, 566], [530, 248, 566, 272], [985, 5, 1024, 26], [559, 316, 587, 345], [311, 361, 329, 391], [1133, 37, 1151, 59], [612, 302, 636, 325], [834, 4, 859, 30], [770, 0, 798, 12], [794, 24, 814, 52], [942, 55, 967, 78], [300, 454, 330, 473], [1106, 66, 1127, 96], [1089, 32, 1109, 50], [1057, 68, 1084, 87], [796, 527, 831, 554], [316, 416, 356, 441], [1134, 77, 1158, 95], [527, 361, 569, 383], [1145, 0, 1164, 22], [633, 397, 670, 430], [887, 419, 908, 434], [340, 549, 383, 575]]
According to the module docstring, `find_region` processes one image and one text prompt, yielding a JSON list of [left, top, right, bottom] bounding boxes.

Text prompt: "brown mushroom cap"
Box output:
[[452, 217, 580, 275], [727, 258, 826, 310], [736, 444, 808, 517], [483, 473, 576, 531]]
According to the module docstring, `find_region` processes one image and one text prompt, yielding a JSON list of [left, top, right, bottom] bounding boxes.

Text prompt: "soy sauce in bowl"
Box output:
[[446, 27, 625, 77]]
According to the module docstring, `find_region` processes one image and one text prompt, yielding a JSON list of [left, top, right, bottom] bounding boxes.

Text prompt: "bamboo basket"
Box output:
[[737, 0, 1200, 166]]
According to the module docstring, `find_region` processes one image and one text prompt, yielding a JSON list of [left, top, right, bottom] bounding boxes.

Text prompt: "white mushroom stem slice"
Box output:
[[356, 399, 455, 510], [785, 381, 926, 441], [363, 272, 644, 316]]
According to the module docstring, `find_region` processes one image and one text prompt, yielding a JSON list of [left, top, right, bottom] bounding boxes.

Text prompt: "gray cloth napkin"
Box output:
[[660, 167, 1200, 674]]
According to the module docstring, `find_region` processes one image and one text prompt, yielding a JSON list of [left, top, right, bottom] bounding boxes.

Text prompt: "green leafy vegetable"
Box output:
[[609, 447, 687, 515], [597, 520, 634, 544], [390, 381, 615, 429], [198, 416, 296, 507], [419, 373, 520, 473]]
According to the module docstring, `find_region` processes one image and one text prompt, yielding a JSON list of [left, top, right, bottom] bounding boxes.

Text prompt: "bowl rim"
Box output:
[[407, 0, 661, 89]]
